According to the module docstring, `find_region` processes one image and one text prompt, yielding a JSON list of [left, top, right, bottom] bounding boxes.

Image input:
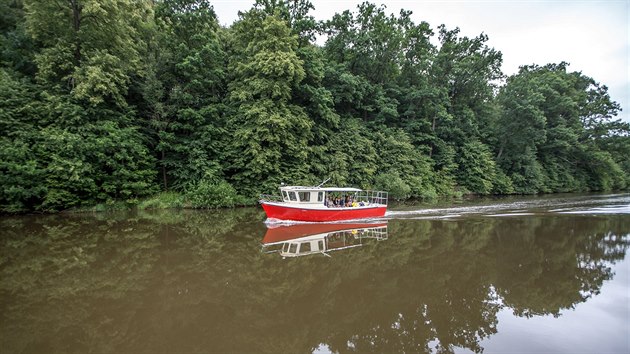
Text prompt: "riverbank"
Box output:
[[69, 190, 256, 213], [69, 188, 450, 214], [9, 187, 630, 215]]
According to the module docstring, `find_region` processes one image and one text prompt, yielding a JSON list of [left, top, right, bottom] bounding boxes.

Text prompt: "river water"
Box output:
[[1, 193, 629, 353]]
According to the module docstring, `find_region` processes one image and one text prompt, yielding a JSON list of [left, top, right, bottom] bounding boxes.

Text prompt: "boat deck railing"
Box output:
[[259, 194, 283, 203], [260, 190, 388, 205], [356, 190, 388, 206]]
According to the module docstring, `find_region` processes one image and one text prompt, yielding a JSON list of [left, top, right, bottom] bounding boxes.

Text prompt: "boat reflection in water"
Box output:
[[262, 222, 388, 258]]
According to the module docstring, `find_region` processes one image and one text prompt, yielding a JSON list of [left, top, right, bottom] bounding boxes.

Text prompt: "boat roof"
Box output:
[[280, 186, 363, 192]]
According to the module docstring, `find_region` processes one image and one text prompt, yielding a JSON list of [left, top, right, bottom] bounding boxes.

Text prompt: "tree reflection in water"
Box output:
[[0, 209, 628, 353]]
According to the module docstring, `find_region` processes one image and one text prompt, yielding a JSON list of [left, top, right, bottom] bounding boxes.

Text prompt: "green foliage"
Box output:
[[226, 10, 312, 194], [185, 176, 246, 208], [32, 110, 157, 211], [0, 70, 157, 212], [455, 140, 497, 194], [579, 149, 627, 191], [491, 169, 515, 195], [494, 63, 627, 194], [137, 192, 185, 210], [0, 139, 46, 212], [0, 0, 36, 75], [372, 127, 437, 199], [318, 117, 378, 187], [23, 0, 151, 106], [143, 0, 227, 190], [374, 172, 411, 200], [2, 0, 628, 213], [253, 0, 318, 45], [0, 70, 46, 212]]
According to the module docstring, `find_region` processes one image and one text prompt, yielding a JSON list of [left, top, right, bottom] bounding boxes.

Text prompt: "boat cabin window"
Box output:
[[298, 191, 310, 202], [300, 242, 312, 253], [282, 190, 327, 203], [289, 243, 298, 254]]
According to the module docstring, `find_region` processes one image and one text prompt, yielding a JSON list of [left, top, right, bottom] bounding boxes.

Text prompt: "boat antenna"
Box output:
[[317, 177, 331, 188]]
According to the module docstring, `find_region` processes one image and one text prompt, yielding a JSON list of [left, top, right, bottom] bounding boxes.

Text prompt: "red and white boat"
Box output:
[[259, 185, 388, 222]]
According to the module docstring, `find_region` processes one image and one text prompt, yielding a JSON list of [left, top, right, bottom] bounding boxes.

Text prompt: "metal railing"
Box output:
[[259, 194, 283, 203], [260, 190, 388, 205], [354, 190, 388, 206]]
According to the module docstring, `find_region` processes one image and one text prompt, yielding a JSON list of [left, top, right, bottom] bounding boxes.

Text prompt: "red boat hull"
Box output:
[[261, 202, 386, 222]]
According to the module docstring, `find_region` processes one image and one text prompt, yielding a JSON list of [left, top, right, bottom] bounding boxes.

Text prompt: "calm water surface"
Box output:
[[1, 193, 629, 353]]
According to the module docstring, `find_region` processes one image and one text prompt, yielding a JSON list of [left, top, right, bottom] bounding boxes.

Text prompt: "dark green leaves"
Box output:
[[2, 0, 628, 213]]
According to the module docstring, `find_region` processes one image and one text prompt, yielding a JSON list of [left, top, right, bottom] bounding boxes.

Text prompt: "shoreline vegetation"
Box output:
[[69, 189, 626, 214], [2, 0, 629, 215]]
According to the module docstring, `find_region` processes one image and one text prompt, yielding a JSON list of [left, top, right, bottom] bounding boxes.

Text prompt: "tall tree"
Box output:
[[23, 0, 151, 106], [324, 2, 404, 85], [225, 9, 313, 194], [494, 63, 626, 193], [322, 3, 405, 124], [253, 0, 318, 45], [428, 26, 503, 192], [0, 0, 36, 76], [396, 12, 436, 138], [253, 1, 342, 182], [142, 0, 227, 190]]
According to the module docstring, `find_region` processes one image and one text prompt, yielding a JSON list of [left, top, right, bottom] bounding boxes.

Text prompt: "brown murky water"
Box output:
[[1, 193, 629, 353]]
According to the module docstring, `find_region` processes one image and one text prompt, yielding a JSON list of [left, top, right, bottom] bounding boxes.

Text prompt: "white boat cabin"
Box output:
[[279, 186, 362, 205]]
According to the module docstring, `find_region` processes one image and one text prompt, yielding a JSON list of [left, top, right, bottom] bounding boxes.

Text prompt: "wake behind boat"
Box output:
[[259, 185, 388, 222]]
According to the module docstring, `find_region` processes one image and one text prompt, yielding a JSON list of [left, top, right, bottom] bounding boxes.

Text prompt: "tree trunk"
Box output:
[[162, 150, 168, 190], [70, 0, 82, 66], [496, 143, 504, 160]]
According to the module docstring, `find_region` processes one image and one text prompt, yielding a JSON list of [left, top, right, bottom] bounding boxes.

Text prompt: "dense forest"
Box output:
[[1, 0, 629, 212]]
